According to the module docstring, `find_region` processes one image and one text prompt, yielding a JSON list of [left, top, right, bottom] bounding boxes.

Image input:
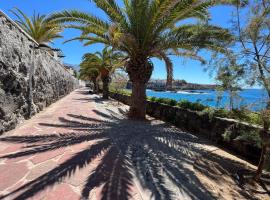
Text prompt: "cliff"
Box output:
[[147, 79, 217, 91]]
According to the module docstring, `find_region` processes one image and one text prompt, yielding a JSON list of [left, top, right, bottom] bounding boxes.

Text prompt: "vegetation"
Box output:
[[255, 109, 270, 180], [149, 97, 178, 106], [110, 89, 263, 125], [48, 0, 236, 119], [109, 70, 129, 93], [210, 51, 245, 110], [80, 47, 124, 99], [79, 67, 100, 93], [11, 8, 62, 44], [233, 0, 270, 108], [12, 0, 269, 183]]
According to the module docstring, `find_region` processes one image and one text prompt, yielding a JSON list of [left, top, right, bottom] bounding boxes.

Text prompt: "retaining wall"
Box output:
[[109, 92, 261, 163], [0, 11, 79, 133]]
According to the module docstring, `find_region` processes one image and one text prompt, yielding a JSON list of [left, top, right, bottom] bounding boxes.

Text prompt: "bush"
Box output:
[[110, 89, 131, 96], [160, 98, 177, 106], [229, 110, 262, 125], [235, 130, 261, 148], [111, 90, 263, 126], [177, 100, 206, 111], [148, 97, 177, 106], [148, 96, 157, 102]]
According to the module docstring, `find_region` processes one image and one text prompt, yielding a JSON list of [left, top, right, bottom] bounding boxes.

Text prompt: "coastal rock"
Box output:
[[146, 79, 217, 91]]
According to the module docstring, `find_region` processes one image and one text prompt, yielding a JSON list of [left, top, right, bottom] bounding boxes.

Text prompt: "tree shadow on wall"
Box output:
[[0, 104, 262, 199]]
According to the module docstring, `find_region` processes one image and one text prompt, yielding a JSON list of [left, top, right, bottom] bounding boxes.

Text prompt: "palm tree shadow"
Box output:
[[0, 105, 262, 199]]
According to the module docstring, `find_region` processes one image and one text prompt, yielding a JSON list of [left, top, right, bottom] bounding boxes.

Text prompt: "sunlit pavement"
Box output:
[[0, 88, 264, 200]]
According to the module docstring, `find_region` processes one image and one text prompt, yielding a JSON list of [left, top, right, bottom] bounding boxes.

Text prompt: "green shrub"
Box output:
[[168, 99, 177, 106], [155, 98, 163, 103], [147, 97, 177, 106], [222, 129, 232, 142], [223, 110, 263, 125], [235, 130, 261, 148], [160, 98, 177, 106], [213, 109, 230, 118], [177, 100, 192, 109], [177, 100, 206, 111], [109, 89, 131, 96], [148, 96, 157, 102], [111, 90, 263, 126]]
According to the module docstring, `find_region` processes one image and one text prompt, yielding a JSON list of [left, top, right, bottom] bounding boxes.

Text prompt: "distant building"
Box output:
[[147, 79, 167, 90]]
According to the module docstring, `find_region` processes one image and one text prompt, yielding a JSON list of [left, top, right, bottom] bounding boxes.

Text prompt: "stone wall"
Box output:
[[0, 11, 79, 133], [109, 92, 261, 163]]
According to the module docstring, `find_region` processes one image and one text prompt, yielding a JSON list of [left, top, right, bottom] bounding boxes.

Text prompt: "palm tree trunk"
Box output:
[[126, 58, 153, 120], [102, 75, 110, 99], [165, 58, 173, 91], [166, 74, 173, 91], [92, 80, 97, 93], [129, 81, 147, 119]]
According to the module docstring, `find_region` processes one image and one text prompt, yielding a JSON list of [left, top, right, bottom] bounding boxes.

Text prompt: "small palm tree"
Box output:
[[48, 0, 236, 119], [80, 47, 124, 99], [79, 67, 100, 93], [11, 8, 62, 44]]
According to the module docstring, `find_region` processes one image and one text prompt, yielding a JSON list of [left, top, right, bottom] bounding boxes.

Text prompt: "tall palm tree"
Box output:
[[48, 0, 237, 119], [80, 47, 124, 99], [11, 8, 62, 44]]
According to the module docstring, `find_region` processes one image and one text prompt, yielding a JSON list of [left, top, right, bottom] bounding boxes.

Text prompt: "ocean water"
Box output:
[[146, 89, 269, 111]]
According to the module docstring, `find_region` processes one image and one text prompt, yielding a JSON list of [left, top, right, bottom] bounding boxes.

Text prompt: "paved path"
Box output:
[[0, 88, 268, 200]]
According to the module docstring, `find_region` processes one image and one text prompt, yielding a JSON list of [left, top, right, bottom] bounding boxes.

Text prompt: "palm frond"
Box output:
[[47, 10, 109, 31], [11, 8, 62, 44]]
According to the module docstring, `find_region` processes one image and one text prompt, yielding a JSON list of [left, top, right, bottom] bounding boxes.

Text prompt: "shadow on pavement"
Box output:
[[0, 96, 265, 200]]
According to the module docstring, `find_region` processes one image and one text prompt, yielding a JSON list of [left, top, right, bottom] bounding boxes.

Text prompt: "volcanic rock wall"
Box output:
[[0, 11, 79, 133]]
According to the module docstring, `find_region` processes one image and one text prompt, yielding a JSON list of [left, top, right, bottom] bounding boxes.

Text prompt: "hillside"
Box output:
[[147, 79, 217, 91]]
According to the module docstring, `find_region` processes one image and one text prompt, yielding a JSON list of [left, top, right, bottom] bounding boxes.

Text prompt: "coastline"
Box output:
[[145, 89, 268, 111]]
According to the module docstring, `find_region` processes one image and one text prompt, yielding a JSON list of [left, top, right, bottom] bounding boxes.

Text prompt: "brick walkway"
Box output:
[[0, 88, 268, 200]]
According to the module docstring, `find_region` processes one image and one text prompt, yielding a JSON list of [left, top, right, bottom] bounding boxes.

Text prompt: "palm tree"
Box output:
[[48, 0, 236, 119], [80, 47, 124, 99], [11, 8, 62, 44], [79, 67, 100, 93]]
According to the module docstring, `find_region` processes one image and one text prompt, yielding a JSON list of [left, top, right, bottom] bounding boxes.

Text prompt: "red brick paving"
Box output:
[[0, 89, 266, 200], [0, 163, 28, 191], [0, 89, 143, 200], [30, 148, 66, 165]]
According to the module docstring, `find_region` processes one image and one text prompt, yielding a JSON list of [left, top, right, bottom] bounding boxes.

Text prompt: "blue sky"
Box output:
[[0, 0, 235, 84]]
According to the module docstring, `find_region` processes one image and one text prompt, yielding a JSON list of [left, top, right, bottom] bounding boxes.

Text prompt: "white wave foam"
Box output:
[[177, 91, 209, 95]]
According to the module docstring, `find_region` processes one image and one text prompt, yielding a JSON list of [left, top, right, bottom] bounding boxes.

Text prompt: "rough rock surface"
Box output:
[[0, 12, 78, 133]]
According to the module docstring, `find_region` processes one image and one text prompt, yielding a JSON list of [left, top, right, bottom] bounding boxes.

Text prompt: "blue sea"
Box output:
[[146, 89, 269, 111]]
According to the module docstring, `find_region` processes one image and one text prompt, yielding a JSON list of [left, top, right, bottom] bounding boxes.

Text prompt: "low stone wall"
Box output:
[[109, 92, 261, 163], [0, 11, 79, 133]]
